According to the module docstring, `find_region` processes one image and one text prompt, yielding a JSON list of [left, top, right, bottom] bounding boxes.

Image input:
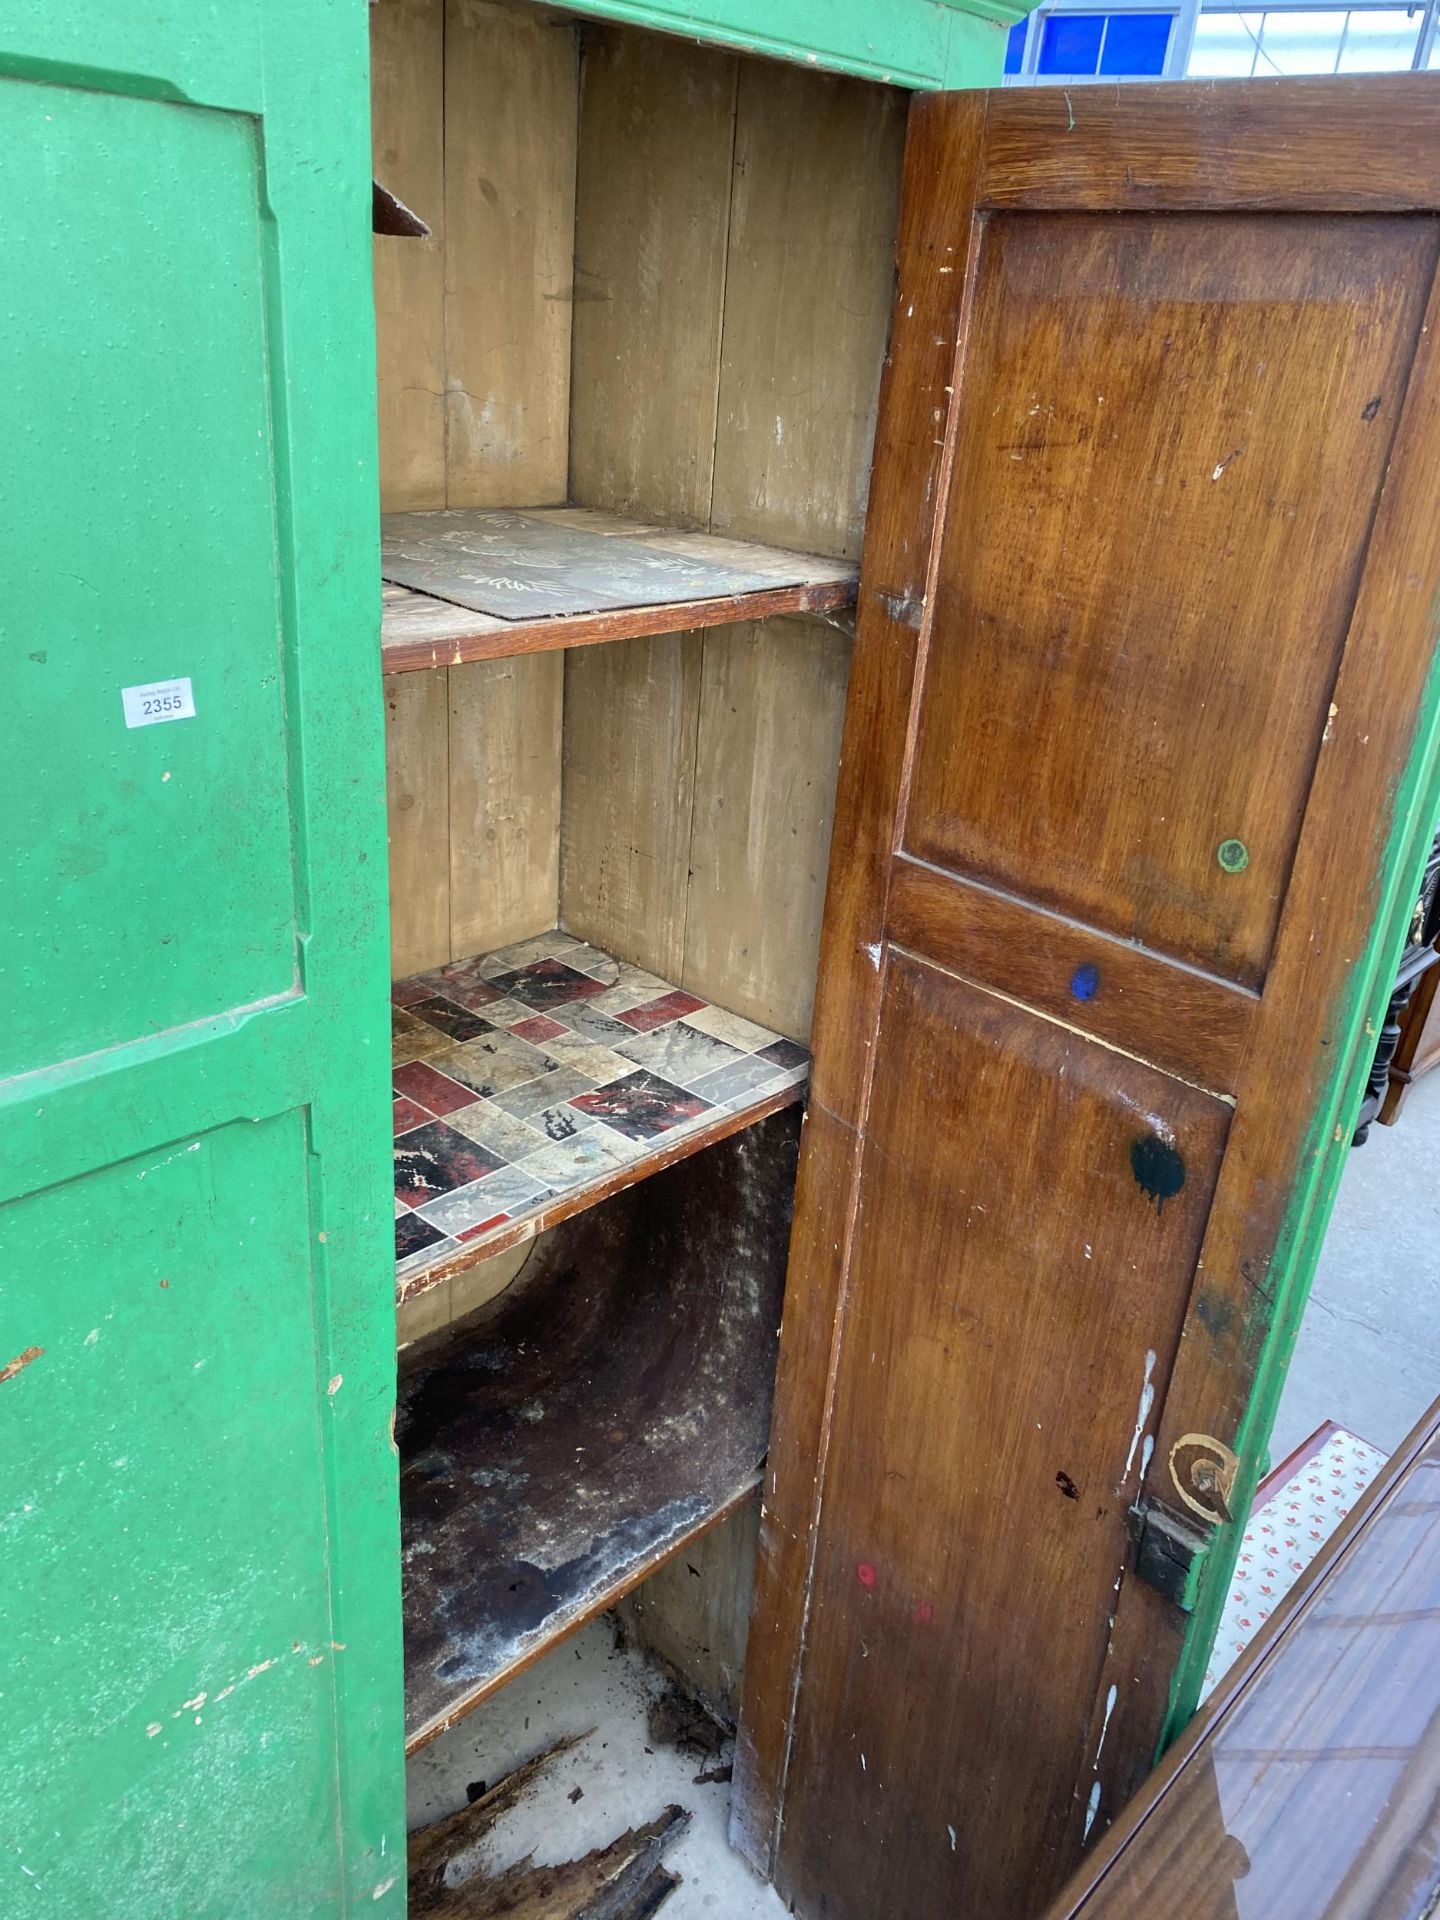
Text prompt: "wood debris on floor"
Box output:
[[409, 1728, 690, 1917], [408, 1618, 789, 1920]]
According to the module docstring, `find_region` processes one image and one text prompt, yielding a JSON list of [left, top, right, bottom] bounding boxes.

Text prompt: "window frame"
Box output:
[[1003, 0, 1439, 81]]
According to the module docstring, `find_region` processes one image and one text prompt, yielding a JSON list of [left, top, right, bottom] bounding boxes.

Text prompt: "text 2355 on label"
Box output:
[[122, 677, 197, 729]]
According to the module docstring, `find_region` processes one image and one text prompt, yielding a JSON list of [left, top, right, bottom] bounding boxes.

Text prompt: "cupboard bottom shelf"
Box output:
[[393, 930, 809, 1298], [399, 1110, 801, 1752]]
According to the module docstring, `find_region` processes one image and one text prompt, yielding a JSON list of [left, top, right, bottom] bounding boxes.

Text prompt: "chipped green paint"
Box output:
[[560, 0, 1015, 88], [0, 2, 404, 1912]]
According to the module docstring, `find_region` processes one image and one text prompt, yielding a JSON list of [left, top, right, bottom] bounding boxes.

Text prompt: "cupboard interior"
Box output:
[[373, 0, 905, 1762]]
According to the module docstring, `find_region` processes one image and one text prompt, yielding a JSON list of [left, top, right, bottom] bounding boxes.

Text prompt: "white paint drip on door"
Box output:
[[1122, 1350, 1157, 1485], [1083, 1779, 1103, 1842]]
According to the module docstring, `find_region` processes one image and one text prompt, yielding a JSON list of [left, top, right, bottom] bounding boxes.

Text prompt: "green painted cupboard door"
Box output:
[[0, 5, 404, 1914]]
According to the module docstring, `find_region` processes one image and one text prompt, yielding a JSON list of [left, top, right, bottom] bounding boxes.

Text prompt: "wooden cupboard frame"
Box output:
[[372, 14, 1440, 1910], [371, 0, 918, 1763]]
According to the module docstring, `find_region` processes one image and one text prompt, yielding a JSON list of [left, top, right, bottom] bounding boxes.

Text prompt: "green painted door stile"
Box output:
[[0, 4, 404, 1913]]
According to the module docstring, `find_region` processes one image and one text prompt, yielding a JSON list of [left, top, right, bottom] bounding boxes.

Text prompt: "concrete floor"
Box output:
[[1269, 1068, 1440, 1461]]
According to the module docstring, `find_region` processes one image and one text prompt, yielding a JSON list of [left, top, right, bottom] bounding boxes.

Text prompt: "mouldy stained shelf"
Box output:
[[393, 930, 810, 1301], [379, 506, 858, 670], [399, 1109, 800, 1751]]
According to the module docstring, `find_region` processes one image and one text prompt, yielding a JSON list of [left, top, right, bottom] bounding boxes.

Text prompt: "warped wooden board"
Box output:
[[442, 0, 577, 509], [379, 508, 855, 668], [570, 27, 737, 527], [561, 631, 703, 985], [385, 670, 452, 978], [369, 0, 445, 512], [398, 1112, 799, 1750]]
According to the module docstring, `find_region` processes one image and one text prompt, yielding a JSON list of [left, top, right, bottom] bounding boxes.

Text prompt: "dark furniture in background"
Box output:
[[1355, 824, 1440, 1143]]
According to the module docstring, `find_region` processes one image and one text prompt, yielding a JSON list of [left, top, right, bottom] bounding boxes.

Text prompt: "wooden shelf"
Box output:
[[394, 930, 810, 1303], [399, 1111, 799, 1751], [380, 506, 857, 671]]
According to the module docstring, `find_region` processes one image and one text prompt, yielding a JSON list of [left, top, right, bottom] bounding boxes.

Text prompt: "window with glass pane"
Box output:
[[1039, 12, 1107, 70], [1010, 0, 1434, 83], [1256, 9, 1347, 69], [1188, 11, 1264, 73], [1337, 7, 1422, 67], [1101, 11, 1174, 68]]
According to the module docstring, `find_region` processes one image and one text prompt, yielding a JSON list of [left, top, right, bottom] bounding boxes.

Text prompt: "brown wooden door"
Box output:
[[733, 74, 1440, 1920]]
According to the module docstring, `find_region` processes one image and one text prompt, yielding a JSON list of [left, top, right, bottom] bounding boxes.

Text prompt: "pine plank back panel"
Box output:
[[735, 74, 1440, 1920]]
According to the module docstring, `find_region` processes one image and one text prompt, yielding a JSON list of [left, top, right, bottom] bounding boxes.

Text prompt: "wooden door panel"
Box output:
[[737, 75, 1440, 1920], [906, 211, 1435, 988], [886, 858, 1256, 1091], [781, 952, 1230, 1919]]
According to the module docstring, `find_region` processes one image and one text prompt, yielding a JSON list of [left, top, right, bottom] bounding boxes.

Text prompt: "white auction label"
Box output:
[[122, 677, 196, 729]]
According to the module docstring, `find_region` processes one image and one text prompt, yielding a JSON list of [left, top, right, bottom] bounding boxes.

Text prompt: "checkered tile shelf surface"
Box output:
[[392, 931, 809, 1291]]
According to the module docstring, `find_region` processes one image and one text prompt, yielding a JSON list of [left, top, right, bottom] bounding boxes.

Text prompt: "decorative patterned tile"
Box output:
[[447, 1100, 560, 1164], [418, 1166, 550, 1236], [549, 1002, 638, 1044], [457, 1213, 513, 1243], [396, 1211, 449, 1262], [611, 961, 671, 995], [579, 984, 665, 1018], [511, 1013, 570, 1045], [409, 954, 508, 1008], [687, 1054, 787, 1108], [436, 977, 512, 1016], [488, 958, 613, 1012], [616, 989, 709, 1034], [387, 930, 810, 1284], [392, 1007, 457, 1066], [393, 1005, 427, 1042], [617, 1022, 746, 1088], [392, 976, 436, 1009], [398, 1230, 459, 1282], [758, 1037, 809, 1070], [393, 1059, 478, 1118], [570, 1070, 713, 1142], [680, 1004, 783, 1053], [725, 1065, 806, 1111], [466, 998, 534, 1029], [408, 996, 497, 1044], [525, 1101, 602, 1144], [541, 1031, 636, 1085], [440, 1032, 556, 1100], [553, 941, 621, 986], [393, 1093, 433, 1135], [478, 931, 585, 977], [515, 1129, 634, 1191], [491, 1066, 598, 1121], [394, 1120, 506, 1207]]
